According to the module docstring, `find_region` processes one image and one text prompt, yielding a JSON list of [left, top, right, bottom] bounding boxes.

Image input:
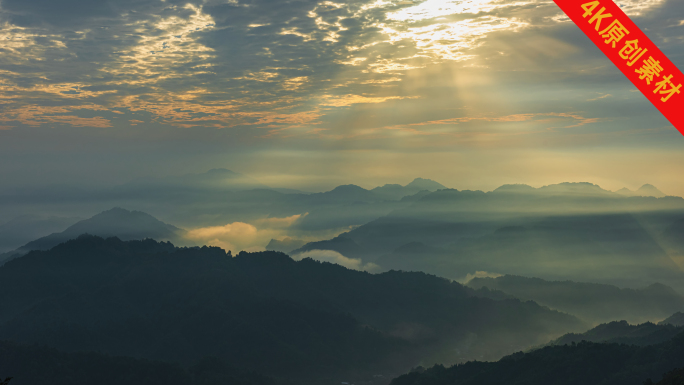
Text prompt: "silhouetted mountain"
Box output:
[[660, 312, 684, 327], [549, 321, 684, 347], [265, 237, 307, 253], [467, 275, 684, 324], [494, 182, 618, 197], [492, 184, 537, 194], [616, 184, 667, 198], [297, 183, 684, 290], [310, 184, 378, 203], [0, 236, 584, 381], [0, 215, 80, 253], [405, 178, 446, 191], [655, 367, 684, 385], [537, 182, 617, 197], [390, 331, 684, 385], [372, 178, 446, 200], [0, 208, 184, 266], [0, 340, 287, 385]]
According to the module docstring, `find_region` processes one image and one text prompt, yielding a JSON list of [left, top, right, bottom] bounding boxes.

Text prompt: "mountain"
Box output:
[[290, 235, 368, 258], [0, 236, 584, 382], [467, 275, 684, 324], [294, 183, 684, 290], [660, 312, 684, 327], [372, 178, 446, 200], [537, 182, 617, 197], [636, 184, 667, 198], [615, 184, 667, 198], [0, 340, 285, 385], [309, 184, 379, 203], [548, 321, 684, 347], [389, 331, 684, 385], [655, 367, 684, 385], [0, 215, 80, 253], [265, 237, 307, 253], [405, 178, 446, 191], [0, 208, 184, 265], [492, 184, 537, 194]]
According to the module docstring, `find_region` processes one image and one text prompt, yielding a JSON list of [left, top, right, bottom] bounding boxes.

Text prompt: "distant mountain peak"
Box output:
[[538, 182, 614, 196], [405, 178, 446, 190], [615, 184, 666, 198], [493, 184, 536, 193], [16, 208, 183, 254], [330, 184, 367, 193], [636, 184, 666, 197]]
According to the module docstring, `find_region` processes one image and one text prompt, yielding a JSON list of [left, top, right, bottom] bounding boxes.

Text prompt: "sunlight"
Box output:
[[387, 0, 533, 22]]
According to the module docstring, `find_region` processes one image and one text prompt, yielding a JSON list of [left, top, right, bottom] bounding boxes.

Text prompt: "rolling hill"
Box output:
[[0, 235, 584, 382]]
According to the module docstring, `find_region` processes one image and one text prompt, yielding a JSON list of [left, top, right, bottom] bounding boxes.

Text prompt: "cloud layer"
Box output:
[[1, 0, 684, 196], [292, 249, 380, 272], [185, 213, 307, 252]]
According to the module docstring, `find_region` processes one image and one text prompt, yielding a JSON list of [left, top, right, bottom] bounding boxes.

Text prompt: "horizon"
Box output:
[[2, 166, 676, 197]]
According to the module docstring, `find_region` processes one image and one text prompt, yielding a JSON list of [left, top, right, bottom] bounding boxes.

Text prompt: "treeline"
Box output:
[[0, 340, 286, 385], [548, 320, 684, 347], [390, 332, 684, 385], [0, 235, 583, 381]]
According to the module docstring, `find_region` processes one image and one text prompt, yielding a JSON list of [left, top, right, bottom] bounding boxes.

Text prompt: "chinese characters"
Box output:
[[581, 0, 681, 103]]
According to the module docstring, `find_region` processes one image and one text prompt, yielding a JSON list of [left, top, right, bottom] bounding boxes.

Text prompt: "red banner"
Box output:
[[553, 0, 684, 136]]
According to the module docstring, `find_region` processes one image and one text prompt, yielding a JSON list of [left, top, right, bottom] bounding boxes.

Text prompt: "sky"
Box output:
[[1, 0, 684, 195]]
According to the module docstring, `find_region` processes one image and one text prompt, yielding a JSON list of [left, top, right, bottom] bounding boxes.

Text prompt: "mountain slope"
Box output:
[[617, 184, 668, 198], [0, 215, 80, 253], [467, 275, 684, 324], [660, 312, 684, 327], [296, 183, 684, 290], [372, 178, 446, 200], [548, 321, 684, 347], [0, 340, 286, 385], [390, 332, 684, 385], [0, 208, 185, 266], [0, 236, 584, 381]]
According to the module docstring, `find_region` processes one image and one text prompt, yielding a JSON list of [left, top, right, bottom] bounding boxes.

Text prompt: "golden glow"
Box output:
[[99, 4, 216, 84], [387, 0, 534, 22]]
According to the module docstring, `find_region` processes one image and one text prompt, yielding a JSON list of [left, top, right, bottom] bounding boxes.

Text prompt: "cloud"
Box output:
[[0, 0, 683, 199], [253, 213, 307, 229], [461, 271, 503, 284], [184, 213, 307, 252], [587, 94, 612, 101], [2, 0, 655, 133], [292, 249, 380, 272], [185, 221, 259, 252]]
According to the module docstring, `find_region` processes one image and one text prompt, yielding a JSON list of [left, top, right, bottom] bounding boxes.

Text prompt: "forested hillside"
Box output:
[[390, 332, 684, 385], [0, 236, 583, 382]]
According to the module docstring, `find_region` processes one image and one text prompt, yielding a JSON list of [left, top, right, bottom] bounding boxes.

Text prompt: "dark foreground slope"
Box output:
[[0, 340, 286, 385], [654, 367, 684, 385], [390, 332, 684, 385], [0, 236, 583, 382]]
